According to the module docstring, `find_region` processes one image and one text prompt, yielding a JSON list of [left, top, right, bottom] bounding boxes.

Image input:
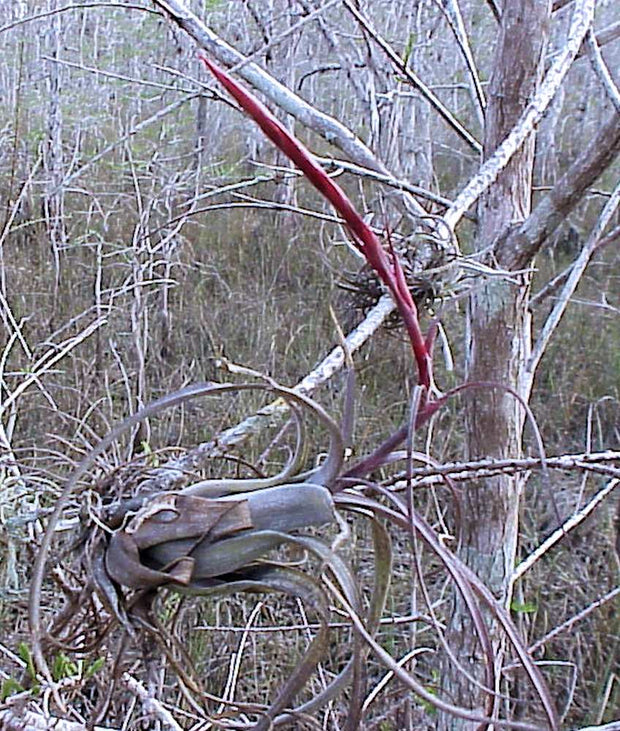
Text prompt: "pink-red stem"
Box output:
[[199, 54, 432, 390]]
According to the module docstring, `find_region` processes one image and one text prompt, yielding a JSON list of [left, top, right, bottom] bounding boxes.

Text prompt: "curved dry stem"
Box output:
[[30, 378, 343, 685], [324, 575, 552, 731], [334, 491, 560, 729]]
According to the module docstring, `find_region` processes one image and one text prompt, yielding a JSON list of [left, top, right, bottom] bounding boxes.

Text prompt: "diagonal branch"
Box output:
[[503, 110, 620, 269], [141, 294, 396, 493], [530, 223, 620, 307], [510, 478, 619, 584], [438, 0, 486, 121], [585, 27, 620, 113], [443, 0, 596, 232], [341, 0, 482, 153], [151, 0, 423, 210], [527, 177, 620, 375]]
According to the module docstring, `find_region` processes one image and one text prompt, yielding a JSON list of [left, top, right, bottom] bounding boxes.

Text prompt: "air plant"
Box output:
[[26, 56, 560, 731], [28, 374, 392, 729]]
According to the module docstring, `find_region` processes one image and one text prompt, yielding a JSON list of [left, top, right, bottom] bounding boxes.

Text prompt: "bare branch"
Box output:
[[588, 21, 620, 52], [313, 155, 473, 217], [527, 178, 620, 375], [585, 28, 620, 113], [0, 2, 158, 36], [384, 450, 620, 488], [341, 0, 482, 153], [40, 54, 196, 93], [151, 0, 417, 192], [54, 93, 200, 194], [140, 294, 396, 492], [122, 673, 184, 731], [444, 0, 596, 232], [531, 223, 620, 307], [228, 0, 342, 75], [510, 478, 619, 583], [438, 0, 486, 120], [0, 318, 106, 420], [483, 0, 501, 23], [528, 587, 620, 655], [504, 111, 620, 268]]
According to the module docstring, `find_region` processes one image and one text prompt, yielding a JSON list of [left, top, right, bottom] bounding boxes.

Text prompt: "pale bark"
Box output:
[[444, 0, 596, 231], [140, 294, 396, 493], [441, 1, 551, 726], [43, 0, 66, 305], [151, 0, 401, 180]]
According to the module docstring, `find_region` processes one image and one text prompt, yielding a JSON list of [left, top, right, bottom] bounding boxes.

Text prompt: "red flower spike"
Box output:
[[199, 53, 432, 390]]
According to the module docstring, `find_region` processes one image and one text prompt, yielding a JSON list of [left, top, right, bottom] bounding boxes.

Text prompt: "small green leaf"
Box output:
[[510, 600, 537, 614], [84, 657, 105, 678], [1, 678, 25, 701], [402, 33, 416, 67], [52, 653, 78, 681], [17, 643, 36, 680], [417, 686, 438, 714]]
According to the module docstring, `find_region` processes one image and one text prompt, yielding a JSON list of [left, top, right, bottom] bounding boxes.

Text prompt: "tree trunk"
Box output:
[[441, 2, 550, 726]]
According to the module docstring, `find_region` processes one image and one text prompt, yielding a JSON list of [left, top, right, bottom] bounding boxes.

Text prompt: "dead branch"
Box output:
[[585, 28, 620, 113], [151, 0, 405, 184], [511, 478, 619, 583], [341, 0, 482, 153], [502, 110, 620, 269], [527, 177, 620, 375], [140, 293, 396, 492], [383, 449, 620, 488], [0, 708, 118, 731], [444, 0, 596, 232]]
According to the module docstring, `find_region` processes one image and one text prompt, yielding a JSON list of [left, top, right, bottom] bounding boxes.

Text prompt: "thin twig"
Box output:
[[0, 2, 158, 35], [383, 450, 620, 487], [342, 0, 482, 153], [228, 0, 341, 75], [122, 673, 184, 731], [40, 54, 196, 93], [437, 0, 486, 119], [510, 478, 619, 583], [0, 318, 106, 420], [585, 27, 620, 113], [55, 94, 200, 194], [527, 587, 620, 655], [528, 177, 620, 376]]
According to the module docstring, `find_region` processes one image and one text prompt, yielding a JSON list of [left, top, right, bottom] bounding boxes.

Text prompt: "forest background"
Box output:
[[0, 0, 618, 729]]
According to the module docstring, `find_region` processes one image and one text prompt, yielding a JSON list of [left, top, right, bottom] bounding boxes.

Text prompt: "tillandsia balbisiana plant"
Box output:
[[25, 55, 561, 731]]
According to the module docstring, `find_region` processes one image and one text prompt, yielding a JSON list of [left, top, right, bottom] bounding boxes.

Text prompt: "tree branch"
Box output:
[[151, 0, 422, 203], [527, 178, 620, 375], [140, 294, 396, 493], [503, 110, 620, 269], [444, 0, 596, 233], [585, 28, 620, 113], [530, 223, 620, 307], [341, 0, 482, 153], [383, 450, 620, 488], [510, 478, 618, 583]]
